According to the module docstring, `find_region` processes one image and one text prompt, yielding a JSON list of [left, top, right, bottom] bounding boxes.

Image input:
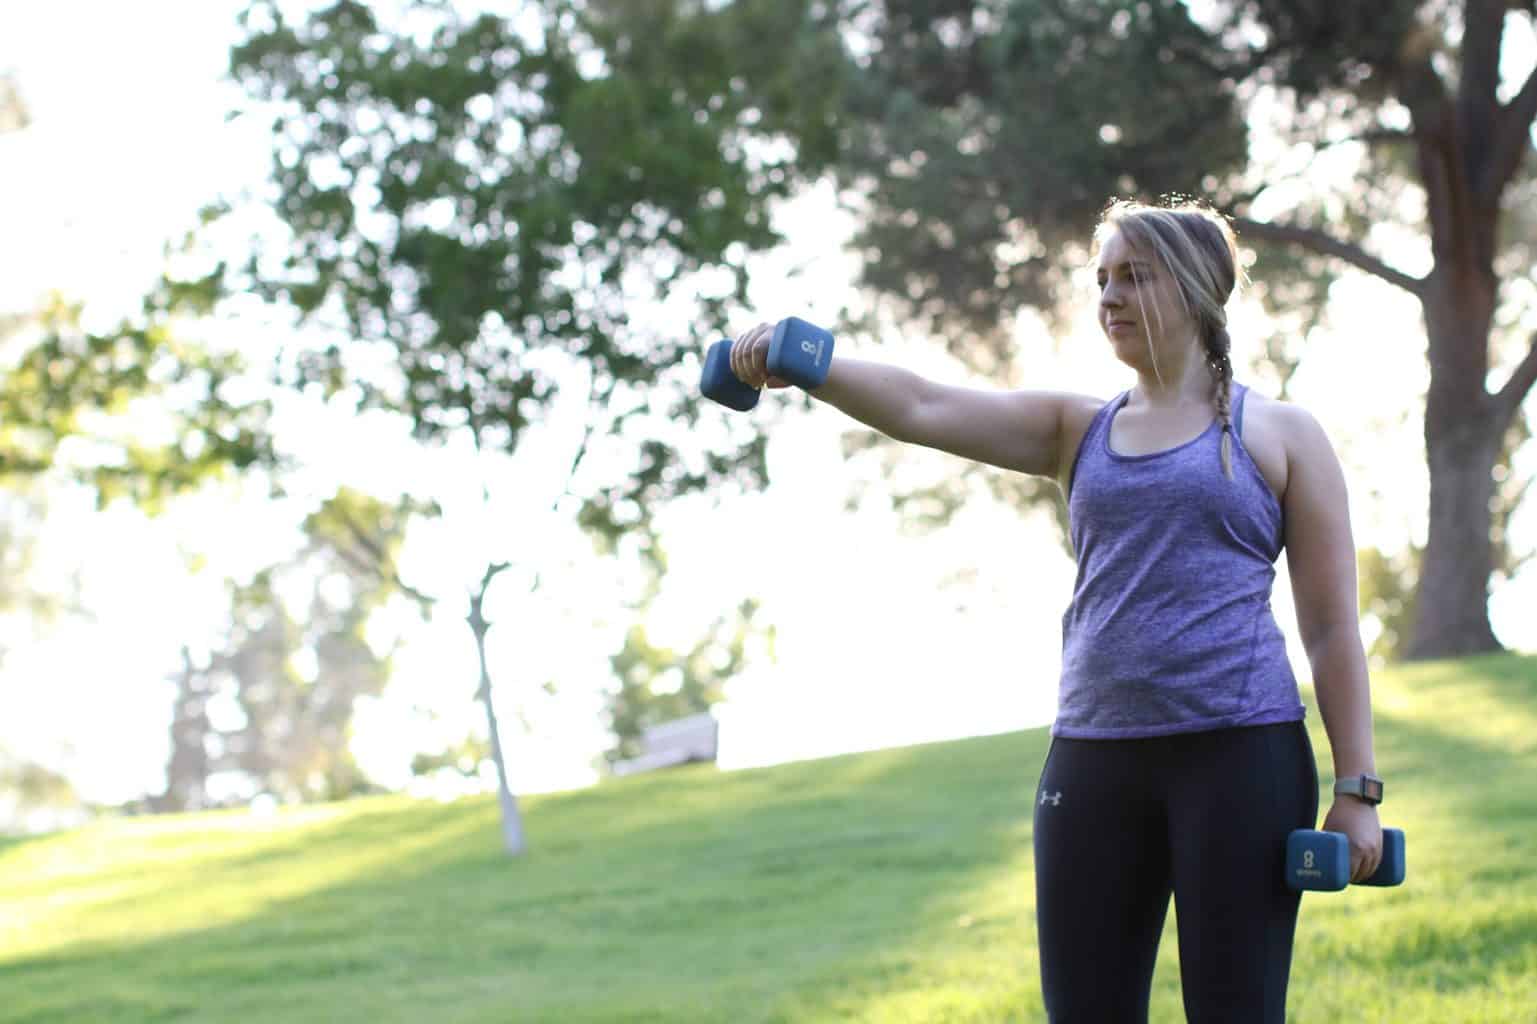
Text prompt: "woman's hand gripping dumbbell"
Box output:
[[1285, 827, 1406, 892], [700, 317, 835, 411]]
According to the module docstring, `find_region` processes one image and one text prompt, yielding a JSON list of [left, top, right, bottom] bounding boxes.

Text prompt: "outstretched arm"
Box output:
[[728, 321, 1092, 480]]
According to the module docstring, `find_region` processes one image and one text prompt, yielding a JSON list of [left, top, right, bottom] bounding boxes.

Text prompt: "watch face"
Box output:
[[1363, 776, 1384, 802]]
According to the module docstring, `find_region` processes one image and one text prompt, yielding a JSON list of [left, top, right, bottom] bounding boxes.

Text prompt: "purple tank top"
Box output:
[[1054, 384, 1305, 738]]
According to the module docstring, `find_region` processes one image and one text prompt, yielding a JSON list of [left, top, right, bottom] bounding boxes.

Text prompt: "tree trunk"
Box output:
[[1407, 416, 1503, 658], [468, 583, 525, 855], [1406, 272, 1504, 659]]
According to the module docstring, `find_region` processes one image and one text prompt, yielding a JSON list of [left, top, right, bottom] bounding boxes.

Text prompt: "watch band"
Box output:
[[1333, 773, 1384, 805]]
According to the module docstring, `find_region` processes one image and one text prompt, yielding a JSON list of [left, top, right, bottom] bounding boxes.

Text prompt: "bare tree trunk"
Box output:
[[1408, 416, 1503, 658], [1407, 270, 1504, 659], [158, 647, 213, 812], [467, 565, 524, 855]]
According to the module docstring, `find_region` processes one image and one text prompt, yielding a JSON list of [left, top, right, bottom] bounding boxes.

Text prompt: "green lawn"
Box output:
[[3, 653, 1534, 1022]]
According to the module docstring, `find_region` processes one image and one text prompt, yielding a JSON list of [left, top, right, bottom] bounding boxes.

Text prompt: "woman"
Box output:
[[726, 198, 1383, 1022]]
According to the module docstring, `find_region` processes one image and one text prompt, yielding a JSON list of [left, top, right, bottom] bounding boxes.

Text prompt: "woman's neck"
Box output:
[[1131, 343, 1215, 408]]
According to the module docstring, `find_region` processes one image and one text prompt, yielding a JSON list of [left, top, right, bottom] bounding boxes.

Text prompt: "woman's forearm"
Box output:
[[1307, 625, 1377, 780], [809, 357, 934, 442]]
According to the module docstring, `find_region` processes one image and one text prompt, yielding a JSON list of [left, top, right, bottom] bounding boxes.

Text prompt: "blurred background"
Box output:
[[1, 0, 1533, 844]]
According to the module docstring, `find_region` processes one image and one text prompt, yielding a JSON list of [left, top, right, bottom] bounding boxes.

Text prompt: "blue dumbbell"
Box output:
[[1285, 827, 1406, 891], [700, 317, 835, 411]]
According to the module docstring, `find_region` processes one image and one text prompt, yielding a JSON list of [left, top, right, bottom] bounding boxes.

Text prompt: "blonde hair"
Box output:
[[1093, 198, 1245, 478]]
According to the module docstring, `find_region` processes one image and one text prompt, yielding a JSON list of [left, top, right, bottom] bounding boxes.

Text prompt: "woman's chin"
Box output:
[[1106, 333, 1147, 369]]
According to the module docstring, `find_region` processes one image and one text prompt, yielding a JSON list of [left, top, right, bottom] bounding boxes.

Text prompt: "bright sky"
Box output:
[[1, 3, 1534, 811]]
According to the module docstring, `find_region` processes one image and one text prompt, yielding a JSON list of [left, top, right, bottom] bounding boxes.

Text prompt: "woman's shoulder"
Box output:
[[1239, 386, 1329, 446], [1234, 384, 1327, 502]]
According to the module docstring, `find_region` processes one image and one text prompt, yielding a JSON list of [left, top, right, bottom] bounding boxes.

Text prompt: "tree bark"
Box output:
[[1406, 269, 1504, 659], [1407, 414, 1503, 658]]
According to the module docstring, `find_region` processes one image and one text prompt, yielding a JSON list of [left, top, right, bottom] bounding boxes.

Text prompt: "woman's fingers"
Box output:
[[1349, 833, 1383, 883], [731, 321, 773, 387], [729, 326, 750, 384], [1323, 798, 1382, 884]]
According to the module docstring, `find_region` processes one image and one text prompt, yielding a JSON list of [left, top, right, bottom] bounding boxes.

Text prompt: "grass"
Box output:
[[2, 653, 1534, 1022]]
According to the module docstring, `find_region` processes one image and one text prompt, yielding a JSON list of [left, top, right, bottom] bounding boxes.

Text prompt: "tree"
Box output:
[[0, 751, 81, 834], [156, 487, 416, 811], [756, 0, 1536, 659], [1, 74, 275, 508], [1361, 413, 1533, 663], [2, 74, 275, 818], [0, 72, 29, 134], [226, 0, 842, 852], [604, 538, 761, 767]]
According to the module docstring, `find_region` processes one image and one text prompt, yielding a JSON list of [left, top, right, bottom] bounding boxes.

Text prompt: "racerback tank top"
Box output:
[[1054, 383, 1305, 738]]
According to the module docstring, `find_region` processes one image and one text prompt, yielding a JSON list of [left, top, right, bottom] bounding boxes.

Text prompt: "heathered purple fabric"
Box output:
[[1054, 384, 1306, 738]]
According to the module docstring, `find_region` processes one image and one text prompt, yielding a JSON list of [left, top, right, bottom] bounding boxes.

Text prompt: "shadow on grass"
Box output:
[[1289, 659, 1537, 1005], [2, 729, 1055, 1024], [10, 654, 1531, 1023], [0, 832, 45, 858]]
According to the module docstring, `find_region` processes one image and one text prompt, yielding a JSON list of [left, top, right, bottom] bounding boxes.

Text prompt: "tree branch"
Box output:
[[1227, 128, 1415, 216], [331, 503, 436, 610], [1489, 63, 1537, 197], [479, 560, 511, 597], [1494, 331, 1537, 427], [1230, 217, 1428, 298], [1340, 127, 1416, 149]]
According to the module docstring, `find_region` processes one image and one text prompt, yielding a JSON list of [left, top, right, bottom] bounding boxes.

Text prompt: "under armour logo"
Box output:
[[1039, 791, 1063, 807]]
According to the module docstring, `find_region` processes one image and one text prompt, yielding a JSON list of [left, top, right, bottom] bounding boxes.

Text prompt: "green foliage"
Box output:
[[760, 2, 1537, 659], [838, 0, 1252, 350], [826, 0, 1435, 353], [158, 488, 421, 810], [1220, 1, 1424, 99], [605, 597, 758, 765], [0, 281, 276, 512], [4, 654, 1535, 1021], [301, 485, 437, 608], [227, 0, 843, 528], [1359, 543, 1421, 665], [0, 751, 79, 829], [408, 734, 491, 779], [5, 62, 274, 508], [1493, 414, 1535, 582], [0, 490, 66, 643]]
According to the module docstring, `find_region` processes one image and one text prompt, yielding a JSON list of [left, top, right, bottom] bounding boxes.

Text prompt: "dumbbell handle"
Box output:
[[1286, 827, 1405, 892], [700, 317, 835, 411]]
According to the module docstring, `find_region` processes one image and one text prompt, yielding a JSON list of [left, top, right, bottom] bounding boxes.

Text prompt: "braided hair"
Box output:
[[1204, 319, 1235, 479], [1095, 198, 1244, 480]]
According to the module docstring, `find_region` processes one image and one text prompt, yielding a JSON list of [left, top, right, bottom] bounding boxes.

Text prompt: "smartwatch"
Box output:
[[1333, 773, 1384, 805]]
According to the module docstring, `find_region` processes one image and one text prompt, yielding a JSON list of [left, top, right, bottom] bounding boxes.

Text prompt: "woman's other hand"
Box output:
[[1321, 797, 1383, 883]]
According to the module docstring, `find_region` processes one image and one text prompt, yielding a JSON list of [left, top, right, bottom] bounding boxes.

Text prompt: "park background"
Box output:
[[3, 2, 1537, 1021], [2, 0, 1532, 826]]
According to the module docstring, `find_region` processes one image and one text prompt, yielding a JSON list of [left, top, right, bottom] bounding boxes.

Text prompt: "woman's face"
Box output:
[[1095, 228, 1196, 370]]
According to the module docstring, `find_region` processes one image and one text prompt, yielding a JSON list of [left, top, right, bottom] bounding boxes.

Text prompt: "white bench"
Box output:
[[611, 712, 719, 777]]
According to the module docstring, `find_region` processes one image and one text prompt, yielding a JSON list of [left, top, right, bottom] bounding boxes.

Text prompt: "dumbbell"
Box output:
[[1285, 827, 1406, 891], [700, 316, 835, 411]]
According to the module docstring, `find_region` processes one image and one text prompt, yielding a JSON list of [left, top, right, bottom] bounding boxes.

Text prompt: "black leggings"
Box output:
[[1033, 722, 1318, 1023]]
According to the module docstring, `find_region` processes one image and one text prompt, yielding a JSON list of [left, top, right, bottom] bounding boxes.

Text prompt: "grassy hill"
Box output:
[[3, 654, 1535, 1023]]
